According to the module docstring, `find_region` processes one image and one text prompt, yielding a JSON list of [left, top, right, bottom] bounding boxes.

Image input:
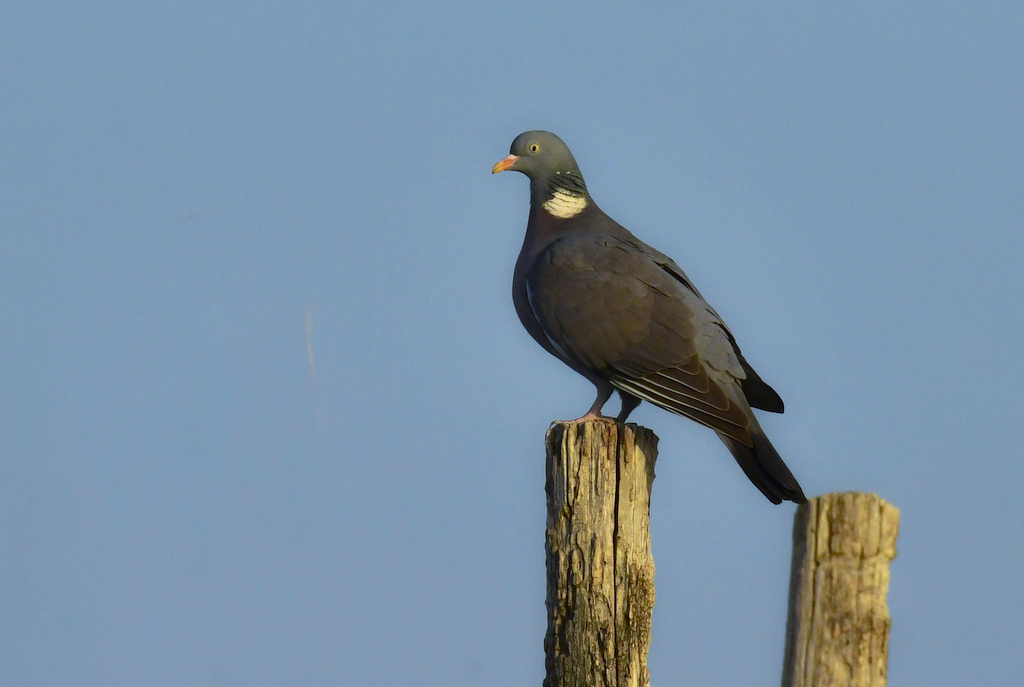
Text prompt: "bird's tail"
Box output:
[[717, 423, 806, 505]]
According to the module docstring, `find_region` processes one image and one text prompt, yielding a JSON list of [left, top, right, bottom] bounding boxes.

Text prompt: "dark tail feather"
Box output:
[[736, 352, 785, 413], [717, 428, 806, 505]]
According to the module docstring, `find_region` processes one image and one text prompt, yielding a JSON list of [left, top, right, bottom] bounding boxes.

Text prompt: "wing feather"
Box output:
[[527, 233, 755, 443]]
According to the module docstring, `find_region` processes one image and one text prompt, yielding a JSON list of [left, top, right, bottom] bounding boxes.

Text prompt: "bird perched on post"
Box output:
[[493, 130, 806, 504]]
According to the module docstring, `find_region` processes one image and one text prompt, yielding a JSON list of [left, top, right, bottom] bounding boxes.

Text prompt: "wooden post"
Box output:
[[544, 420, 658, 687], [782, 492, 900, 687]]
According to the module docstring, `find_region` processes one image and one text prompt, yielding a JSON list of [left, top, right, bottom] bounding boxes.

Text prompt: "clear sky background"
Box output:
[[2, 3, 1021, 685]]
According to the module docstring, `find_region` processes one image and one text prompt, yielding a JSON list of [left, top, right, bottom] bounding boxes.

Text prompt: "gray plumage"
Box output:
[[494, 130, 806, 504]]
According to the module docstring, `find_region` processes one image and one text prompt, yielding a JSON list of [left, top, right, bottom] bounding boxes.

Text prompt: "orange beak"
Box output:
[[491, 154, 519, 174]]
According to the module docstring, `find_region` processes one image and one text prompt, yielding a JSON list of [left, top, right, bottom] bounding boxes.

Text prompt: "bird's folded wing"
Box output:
[[526, 234, 753, 444]]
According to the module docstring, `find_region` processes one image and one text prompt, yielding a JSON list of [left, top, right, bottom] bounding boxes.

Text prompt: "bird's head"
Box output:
[[492, 130, 581, 178], [493, 131, 590, 218]]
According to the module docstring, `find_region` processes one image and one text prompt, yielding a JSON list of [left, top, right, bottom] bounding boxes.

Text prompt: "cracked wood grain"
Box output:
[[544, 421, 658, 687], [781, 492, 900, 687]]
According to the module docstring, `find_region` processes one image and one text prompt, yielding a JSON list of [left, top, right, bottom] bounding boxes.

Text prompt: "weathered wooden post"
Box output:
[[544, 420, 658, 687], [782, 492, 900, 687]]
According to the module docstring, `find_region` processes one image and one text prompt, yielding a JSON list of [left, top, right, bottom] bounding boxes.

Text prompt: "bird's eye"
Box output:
[[529, 143, 541, 153]]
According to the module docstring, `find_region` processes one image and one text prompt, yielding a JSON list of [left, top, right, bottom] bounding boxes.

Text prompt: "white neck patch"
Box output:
[[542, 188, 587, 219]]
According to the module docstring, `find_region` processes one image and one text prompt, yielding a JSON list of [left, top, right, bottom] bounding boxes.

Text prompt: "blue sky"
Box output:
[[2, 3, 1022, 685]]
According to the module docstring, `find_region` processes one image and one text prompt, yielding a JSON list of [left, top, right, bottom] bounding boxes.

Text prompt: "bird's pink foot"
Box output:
[[563, 410, 617, 424]]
